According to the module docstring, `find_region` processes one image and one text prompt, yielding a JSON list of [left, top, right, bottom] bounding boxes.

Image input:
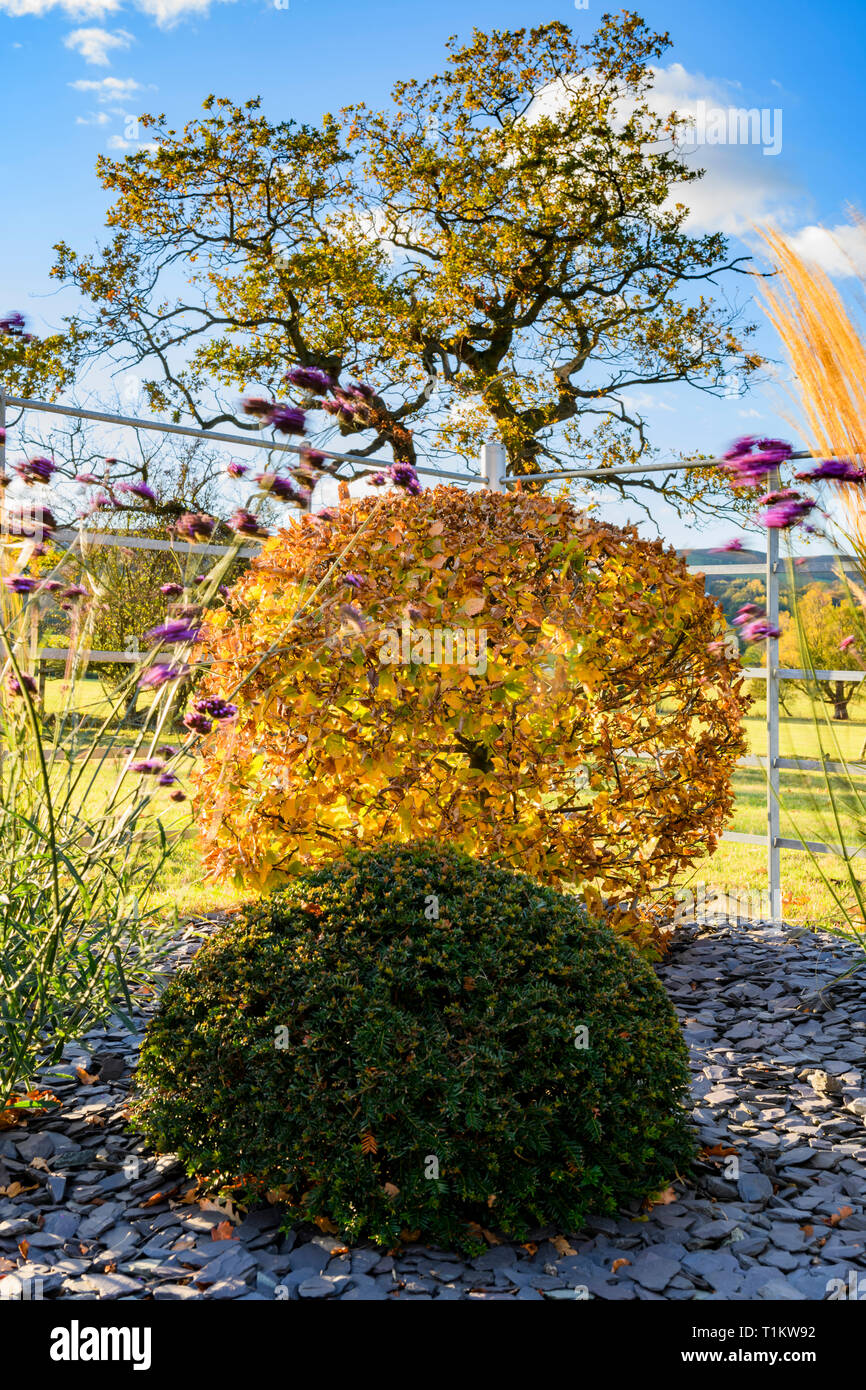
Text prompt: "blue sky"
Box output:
[[2, 0, 865, 546]]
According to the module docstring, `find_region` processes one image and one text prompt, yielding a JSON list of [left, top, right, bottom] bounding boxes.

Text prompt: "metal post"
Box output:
[[481, 441, 507, 493], [766, 466, 782, 924]]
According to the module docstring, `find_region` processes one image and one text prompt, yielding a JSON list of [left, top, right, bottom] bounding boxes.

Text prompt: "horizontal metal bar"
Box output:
[[736, 754, 866, 776], [719, 829, 866, 857], [37, 646, 137, 663], [52, 528, 258, 558], [775, 835, 866, 858], [740, 667, 866, 681], [524, 450, 813, 484], [686, 563, 767, 576], [2, 394, 480, 484]]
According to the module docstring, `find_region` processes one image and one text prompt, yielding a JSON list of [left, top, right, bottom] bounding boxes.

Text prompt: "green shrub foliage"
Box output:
[[133, 843, 695, 1251]]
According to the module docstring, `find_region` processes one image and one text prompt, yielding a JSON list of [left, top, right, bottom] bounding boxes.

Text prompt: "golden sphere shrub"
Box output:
[[194, 487, 748, 949]]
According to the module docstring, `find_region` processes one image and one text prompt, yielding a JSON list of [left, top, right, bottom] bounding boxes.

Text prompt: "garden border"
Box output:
[[2, 391, 861, 922]]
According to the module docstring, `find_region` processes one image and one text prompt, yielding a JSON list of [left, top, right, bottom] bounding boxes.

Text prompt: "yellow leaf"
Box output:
[[462, 594, 486, 616]]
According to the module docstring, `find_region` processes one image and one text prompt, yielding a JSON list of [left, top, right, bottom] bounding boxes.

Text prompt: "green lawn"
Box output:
[[676, 684, 866, 930], [26, 679, 866, 929]]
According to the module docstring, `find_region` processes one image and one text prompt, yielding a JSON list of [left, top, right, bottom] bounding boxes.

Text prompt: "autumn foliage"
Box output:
[[194, 487, 748, 947]]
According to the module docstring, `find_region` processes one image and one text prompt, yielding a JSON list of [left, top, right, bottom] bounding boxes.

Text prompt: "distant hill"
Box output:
[[678, 547, 842, 579]]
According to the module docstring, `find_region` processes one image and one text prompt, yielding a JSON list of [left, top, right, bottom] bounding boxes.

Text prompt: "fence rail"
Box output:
[[2, 391, 863, 922]]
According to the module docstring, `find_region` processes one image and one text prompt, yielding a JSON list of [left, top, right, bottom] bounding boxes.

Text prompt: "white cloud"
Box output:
[[69, 75, 143, 101], [64, 25, 133, 65], [106, 132, 157, 151], [523, 63, 801, 239], [0, 0, 120, 15], [784, 223, 866, 279], [0, 0, 236, 24], [75, 109, 110, 124], [642, 64, 798, 236]]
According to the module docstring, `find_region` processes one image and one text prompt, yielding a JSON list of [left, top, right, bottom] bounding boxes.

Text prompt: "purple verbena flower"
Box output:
[[228, 508, 266, 537], [160, 582, 183, 598], [343, 573, 364, 590], [255, 473, 299, 502], [226, 461, 248, 478], [15, 456, 56, 486], [130, 758, 165, 775], [710, 538, 744, 553], [117, 482, 158, 504], [62, 586, 90, 602], [794, 459, 866, 482], [6, 671, 37, 698], [285, 366, 334, 394], [75, 473, 101, 485], [146, 618, 201, 645], [3, 575, 38, 593], [733, 603, 763, 626], [758, 493, 815, 529], [740, 618, 782, 642], [176, 513, 215, 543], [183, 712, 213, 735], [137, 662, 191, 690], [158, 772, 178, 786], [389, 462, 422, 496], [241, 396, 274, 419], [268, 403, 306, 436], [194, 696, 237, 720]]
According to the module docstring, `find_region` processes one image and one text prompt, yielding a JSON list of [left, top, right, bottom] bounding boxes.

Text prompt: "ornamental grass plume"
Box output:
[[757, 222, 866, 948]]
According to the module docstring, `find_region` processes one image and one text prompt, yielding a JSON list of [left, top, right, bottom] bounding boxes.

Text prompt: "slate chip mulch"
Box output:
[[1, 913, 864, 1301]]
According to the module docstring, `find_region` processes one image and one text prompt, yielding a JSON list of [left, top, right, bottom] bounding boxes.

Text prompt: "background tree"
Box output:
[[778, 582, 865, 720], [53, 13, 761, 521]]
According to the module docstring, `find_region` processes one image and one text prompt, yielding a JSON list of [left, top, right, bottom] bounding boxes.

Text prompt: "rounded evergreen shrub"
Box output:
[[133, 843, 695, 1253]]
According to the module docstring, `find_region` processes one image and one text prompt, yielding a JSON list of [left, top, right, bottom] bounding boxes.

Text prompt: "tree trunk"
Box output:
[[833, 680, 850, 720]]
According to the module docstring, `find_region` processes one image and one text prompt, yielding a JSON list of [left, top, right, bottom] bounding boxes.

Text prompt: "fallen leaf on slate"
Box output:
[[826, 1206, 853, 1227], [104, 1262, 117, 1274], [212, 1221, 235, 1242], [522, 1243, 538, 1255], [313, 1215, 339, 1234], [551, 1236, 577, 1257], [612, 1258, 631, 1274], [800, 1224, 814, 1237], [17, 1240, 28, 1259], [75, 1066, 99, 1086], [3, 1183, 37, 1199], [84, 1114, 106, 1127], [29, 1157, 50, 1172], [0, 1259, 16, 1273]]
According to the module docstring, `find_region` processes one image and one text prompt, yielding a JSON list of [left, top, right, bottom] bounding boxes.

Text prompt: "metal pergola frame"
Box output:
[[2, 395, 862, 922]]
